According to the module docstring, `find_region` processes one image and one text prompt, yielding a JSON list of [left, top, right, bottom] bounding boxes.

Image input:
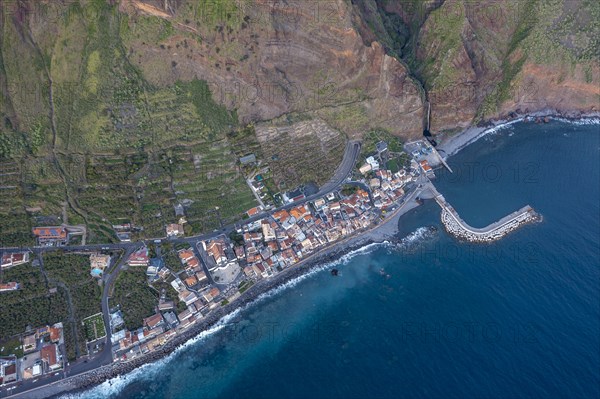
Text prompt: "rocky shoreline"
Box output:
[[49, 234, 382, 398], [30, 109, 597, 399]]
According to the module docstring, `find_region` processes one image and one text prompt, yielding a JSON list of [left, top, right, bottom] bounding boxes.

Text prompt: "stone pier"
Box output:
[[427, 184, 541, 243]]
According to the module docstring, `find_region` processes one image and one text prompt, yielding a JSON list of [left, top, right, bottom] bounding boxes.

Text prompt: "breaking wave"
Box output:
[[394, 226, 438, 253], [63, 241, 388, 398], [61, 310, 241, 399]]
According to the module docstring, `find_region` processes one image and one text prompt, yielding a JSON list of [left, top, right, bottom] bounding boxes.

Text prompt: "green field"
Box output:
[[0, 261, 70, 346], [42, 252, 102, 360], [0, 337, 24, 359], [111, 266, 158, 331]]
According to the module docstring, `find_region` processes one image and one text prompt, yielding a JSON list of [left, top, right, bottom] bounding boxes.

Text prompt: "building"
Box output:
[[246, 206, 261, 217], [128, 247, 149, 267], [49, 324, 63, 344], [158, 299, 175, 311], [143, 314, 165, 330], [163, 312, 179, 328], [1, 252, 30, 269], [166, 223, 184, 237], [147, 258, 164, 278], [0, 282, 19, 292], [261, 221, 276, 241], [178, 249, 195, 263], [376, 141, 389, 157], [41, 344, 61, 371], [32, 226, 68, 246], [359, 163, 372, 175], [419, 160, 433, 175], [22, 334, 37, 353], [206, 240, 227, 265], [0, 358, 17, 385], [366, 156, 380, 171], [90, 253, 110, 278], [239, 154, 257, 165]]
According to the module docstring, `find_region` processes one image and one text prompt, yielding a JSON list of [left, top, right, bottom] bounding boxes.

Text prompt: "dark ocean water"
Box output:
[[74, 120, 600, 399]]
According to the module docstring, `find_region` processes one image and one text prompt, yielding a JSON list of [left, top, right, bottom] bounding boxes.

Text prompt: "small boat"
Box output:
[[331, 268, 339, 276]]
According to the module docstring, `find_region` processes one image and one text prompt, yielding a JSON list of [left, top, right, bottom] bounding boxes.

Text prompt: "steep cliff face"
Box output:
[[366, 0, 599, 133], [119, 0, 424, 138]]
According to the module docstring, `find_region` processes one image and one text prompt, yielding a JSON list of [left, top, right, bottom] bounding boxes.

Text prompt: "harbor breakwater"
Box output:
[[428, 183, 542, 243]]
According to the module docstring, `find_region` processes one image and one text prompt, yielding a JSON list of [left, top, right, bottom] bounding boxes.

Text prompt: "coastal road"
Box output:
[[0, 140, 361, 256], [0, 139, 362, 398]]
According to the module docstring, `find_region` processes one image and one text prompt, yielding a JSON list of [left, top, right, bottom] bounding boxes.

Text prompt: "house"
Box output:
[[0, 282, 19, 292], [90, 253, 111, 278], [0, 360, 17, 384], [158, 299, 175, 311], [174, 203, 185, 217], [184, 275, 198, 288], [1, 252, 29, 269], [195, 271, 207, 282], [163, 312, 179, 328], [369, 178, 380, 189], [186, 257, 200, 270], [206, 241, 227, 265], [22, 335, 37, 353], [243, 266, 257, 278], [41, 344, 61, 371], [376, 141, 388, 157], [179, 290, 197, 306], [201, 287, 220, 302], [262, 221, 276, 241], [49, 324, 63, 343], [359, 163, 372, 175], [246, 206, 261, 217], [158, 267, 171, 280], [178, 249, 195, 263], [146, 258, 164, 277], [366, 156, 380, 171], [234, 246, 245, 260], [166, 223, 184, 237], [419, 160, 433, 174], [178, 309, 193, 321], [313, 198, 326, 209], [239, 154, 256, 165], [143, 314, 165, 330], [273, 209, 290, 222], [32, 226, 68, 246], [128, 247, 149, 267]]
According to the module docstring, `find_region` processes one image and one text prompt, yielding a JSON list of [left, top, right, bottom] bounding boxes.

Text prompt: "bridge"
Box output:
[[426, 183, 541, 243]]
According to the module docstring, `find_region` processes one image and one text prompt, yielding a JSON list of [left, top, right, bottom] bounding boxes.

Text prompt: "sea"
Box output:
[[71, 119, 600, 399]]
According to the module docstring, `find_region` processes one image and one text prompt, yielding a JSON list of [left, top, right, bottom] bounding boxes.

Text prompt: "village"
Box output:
[[101, 140, 433, 362], [0, 139, 439, 387]]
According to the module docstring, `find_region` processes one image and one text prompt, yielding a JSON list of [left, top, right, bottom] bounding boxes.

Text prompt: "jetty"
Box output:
[[427, 183, 541, 242]]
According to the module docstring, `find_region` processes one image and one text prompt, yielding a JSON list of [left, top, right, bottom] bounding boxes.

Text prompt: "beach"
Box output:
[[437, 109, 600, 158]]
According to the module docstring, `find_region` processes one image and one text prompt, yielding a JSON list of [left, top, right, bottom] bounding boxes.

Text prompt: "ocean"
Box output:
[[72, 120, 600, 399]]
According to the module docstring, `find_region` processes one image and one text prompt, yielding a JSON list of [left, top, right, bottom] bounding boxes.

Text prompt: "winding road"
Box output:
[[0, 139, 362, 398]]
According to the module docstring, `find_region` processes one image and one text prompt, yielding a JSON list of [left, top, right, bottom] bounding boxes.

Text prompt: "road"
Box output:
[[0, 139, 362, 398]]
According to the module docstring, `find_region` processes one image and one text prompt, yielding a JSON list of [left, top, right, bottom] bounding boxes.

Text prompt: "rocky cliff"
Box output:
[[355, 0, 599, 132]]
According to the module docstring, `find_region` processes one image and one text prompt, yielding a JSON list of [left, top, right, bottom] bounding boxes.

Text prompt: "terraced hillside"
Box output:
[[0, 0, 598, 245]]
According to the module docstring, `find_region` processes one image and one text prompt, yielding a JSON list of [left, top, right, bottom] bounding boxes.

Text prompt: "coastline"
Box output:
[[436, 109, 600, 158], [17, 111, 597, 399]]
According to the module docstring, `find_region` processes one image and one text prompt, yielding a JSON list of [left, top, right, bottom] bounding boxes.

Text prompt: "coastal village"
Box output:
[[0, 138, 431, 386], [105, 139, 424, 362], [0, 136, 538, 390]]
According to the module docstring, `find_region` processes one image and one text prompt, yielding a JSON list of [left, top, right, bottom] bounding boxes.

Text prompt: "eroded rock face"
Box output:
[[120, 0, 424, 139], [381, 0, 599, 132]]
